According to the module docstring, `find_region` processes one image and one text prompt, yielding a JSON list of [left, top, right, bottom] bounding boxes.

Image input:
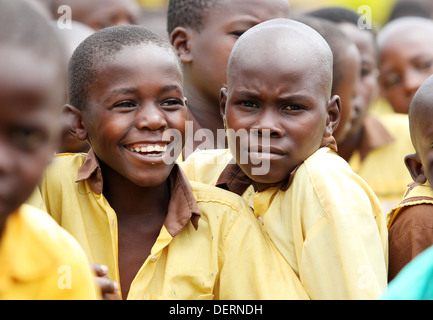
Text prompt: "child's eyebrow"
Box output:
[[109, 87, 138, 97], [160, 85, 183, 94], [108, 85, 182, 98], [233, 89, 316, 104]]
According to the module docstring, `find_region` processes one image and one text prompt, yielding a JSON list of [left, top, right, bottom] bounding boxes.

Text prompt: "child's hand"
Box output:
[[90, 264, 121, 300]]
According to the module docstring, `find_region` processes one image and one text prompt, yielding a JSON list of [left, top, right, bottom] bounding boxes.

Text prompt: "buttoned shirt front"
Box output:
[[36, 150, 309, 300]]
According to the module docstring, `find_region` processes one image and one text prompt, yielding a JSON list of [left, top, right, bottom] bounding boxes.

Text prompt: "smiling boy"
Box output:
[[34, 25, 308, 300], [182, 18, 388, 299]]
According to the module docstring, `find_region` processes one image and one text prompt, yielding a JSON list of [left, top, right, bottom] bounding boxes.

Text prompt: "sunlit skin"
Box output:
[[337, 22, 379, 161], [221, 20, 340, 187], [170, 0, 290, 141], [405, 76, 433, 186], [65, 44, 187, 298], [379, 19, 433, 114], [0, 47, 64, 235], [332, 43, 361, 144]]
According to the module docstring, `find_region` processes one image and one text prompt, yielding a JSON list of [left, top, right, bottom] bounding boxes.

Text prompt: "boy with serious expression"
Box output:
[[182, 19, 388, 299]]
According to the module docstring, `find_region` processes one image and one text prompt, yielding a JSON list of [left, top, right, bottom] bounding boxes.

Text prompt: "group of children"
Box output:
[[3, 0, 433, 300]]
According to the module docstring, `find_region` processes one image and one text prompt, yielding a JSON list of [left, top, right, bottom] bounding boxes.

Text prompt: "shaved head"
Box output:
[[408, 74, 433, 149], [227, 18, 334, 98], [377, 16, 433, 50]]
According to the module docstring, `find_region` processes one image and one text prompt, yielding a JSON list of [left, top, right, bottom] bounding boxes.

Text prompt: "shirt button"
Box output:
[[257, 216, 264, 224], [150, 255, 158, 263]]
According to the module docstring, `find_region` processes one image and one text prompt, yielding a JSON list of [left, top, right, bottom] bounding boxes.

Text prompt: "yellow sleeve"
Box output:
[[294, 150, 388, 299]]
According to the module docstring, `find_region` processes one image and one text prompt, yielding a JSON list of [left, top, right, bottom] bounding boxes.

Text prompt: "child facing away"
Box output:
[[377, 16, 433, 115], [181, 18, 388, 300], [167, 0, 291, 157], [31, 24, 308, 300], [387, 74, 433, 282], [307, 7, 414, 212], [0, 0, 99, 300]]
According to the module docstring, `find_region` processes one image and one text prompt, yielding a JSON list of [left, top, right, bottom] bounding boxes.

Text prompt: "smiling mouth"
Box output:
[[125, 143, 168, 157]]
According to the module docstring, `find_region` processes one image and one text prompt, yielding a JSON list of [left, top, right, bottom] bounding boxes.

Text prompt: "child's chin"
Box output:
[[241, 165, 287, 186], [130, 168, 173, 187]]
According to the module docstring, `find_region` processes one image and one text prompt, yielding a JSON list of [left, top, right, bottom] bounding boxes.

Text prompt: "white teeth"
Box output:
[[128, 144, 167, 154]]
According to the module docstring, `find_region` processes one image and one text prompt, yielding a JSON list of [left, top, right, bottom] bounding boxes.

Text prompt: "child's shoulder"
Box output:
[[388, 182, 433, 225], [12, 204, 88, 262], [46, 152, 88, 177], [295, 148, 379, 206], [52, 152, 88, 166], [301, 147, 353, 177], [181, 148, 235, 184], [189, 180, 251, 214]]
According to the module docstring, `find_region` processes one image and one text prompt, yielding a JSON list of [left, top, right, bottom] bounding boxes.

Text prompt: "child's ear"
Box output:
[[324, 95, 341, 137], [405, 153, 427, 184], [63, 104, 88, 141], [220, 86, 228, 122], [170, 27, 193, 63]]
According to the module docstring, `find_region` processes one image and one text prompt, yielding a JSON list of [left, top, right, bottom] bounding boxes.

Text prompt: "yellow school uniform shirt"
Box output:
[[348, 114, 414, 213], [0, 204, 99, 300], [35, 150, 309, 300], [181, 147, 389, 299]]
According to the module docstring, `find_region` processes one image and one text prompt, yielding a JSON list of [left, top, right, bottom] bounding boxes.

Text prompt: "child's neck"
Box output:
[[99, 161, 170, 299], [99, 162, 170, 219], [337, 128, 364, 162], [184, 85, 225, 137]]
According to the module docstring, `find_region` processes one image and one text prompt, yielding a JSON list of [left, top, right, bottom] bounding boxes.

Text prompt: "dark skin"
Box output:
[[66, 44, 187, 299], [220, 21, 340, 186], [100, 160, 169, 298], [405, 85, 433, 187], [336, 23, 379, 162], [170, 0, 289, 150], [0, 47, 64, 237]]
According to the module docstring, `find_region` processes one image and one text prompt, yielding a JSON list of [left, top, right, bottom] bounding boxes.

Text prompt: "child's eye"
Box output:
[[282, 104, 304, 112], [416, 60, 433, 71], [11, 127, 48, 151], [383, 73, 401, 89], [161, 99, 183, 109], [239, 101, 259, 109], [113, 101, 137, 109], [230, 31, 245, 38]]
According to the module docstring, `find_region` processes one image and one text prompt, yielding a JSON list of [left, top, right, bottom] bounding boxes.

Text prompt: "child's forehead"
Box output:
[[410, 79, 433, 136], [379, 18, 433, 50], [205, 0, 289, 23], [97, 44, 181, 73], [229, 22, 332, 85], [0, 46, 64, 96]]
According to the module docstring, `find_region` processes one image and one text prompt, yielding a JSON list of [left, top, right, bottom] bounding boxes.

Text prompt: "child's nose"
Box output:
[[135, 103, 168, 131], [403, 69, 426, 98], [253, 109, 284, 137], [0, 140, 15, 174]]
